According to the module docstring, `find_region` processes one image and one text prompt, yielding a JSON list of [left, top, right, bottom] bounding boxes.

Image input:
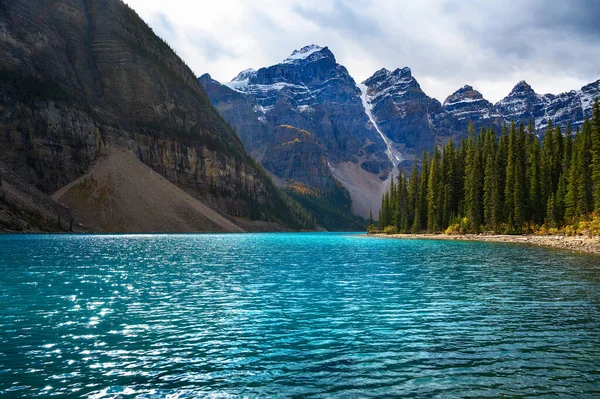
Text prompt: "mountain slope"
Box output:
[[0, 0, 314, 231]]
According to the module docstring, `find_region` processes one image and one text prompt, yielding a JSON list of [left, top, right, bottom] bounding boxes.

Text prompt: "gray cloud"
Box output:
[[293, 0, 381, 40], [127, 0, 600, 103], [187, 32, 236, 61]]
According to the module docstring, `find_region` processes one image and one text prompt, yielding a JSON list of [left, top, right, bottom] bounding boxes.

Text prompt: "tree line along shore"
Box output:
[[369, 99, 600, 241]]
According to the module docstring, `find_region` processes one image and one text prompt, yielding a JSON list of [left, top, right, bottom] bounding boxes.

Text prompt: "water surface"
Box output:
[[1, 233, 600, 398]]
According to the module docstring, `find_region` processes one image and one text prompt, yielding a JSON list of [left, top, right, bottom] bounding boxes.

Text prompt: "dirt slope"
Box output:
[[329, 162, 388, 218], [53, 149, 244, 233]]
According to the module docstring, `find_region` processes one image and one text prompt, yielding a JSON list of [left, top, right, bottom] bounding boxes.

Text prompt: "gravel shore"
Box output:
[[369, 233, 600, 255]]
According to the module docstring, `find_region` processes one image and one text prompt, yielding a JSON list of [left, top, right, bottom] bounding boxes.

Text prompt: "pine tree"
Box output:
[[540, 120, 555, 221], [427, 146, 443, 232], [415, 150, 429, 232], [464, 123, 483, 231], [408, 157, 420, 233], [578, 120, 594, 216], [483, 127, 501, 231], [505, 122, 526, 232], [397, 172, 409, 232], [591, 98, 600, 211], [526, 126, 542, 225], [565, 131, 581, 220], [496, 125, 509, 225], [389, 178, 397, 228], [441, 139, 456, 228], [546, 193, 557, 228], [555, 123, 572, 224]]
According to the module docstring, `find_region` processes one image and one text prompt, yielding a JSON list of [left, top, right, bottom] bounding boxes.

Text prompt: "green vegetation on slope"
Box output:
[[286, 182, 366, 231]]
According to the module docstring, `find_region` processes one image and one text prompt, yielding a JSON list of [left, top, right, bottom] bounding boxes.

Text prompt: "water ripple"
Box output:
[[1, 233, 600, 398]]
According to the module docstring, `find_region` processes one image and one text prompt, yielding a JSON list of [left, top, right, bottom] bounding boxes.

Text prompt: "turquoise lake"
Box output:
[[1, 233, 600, 398]]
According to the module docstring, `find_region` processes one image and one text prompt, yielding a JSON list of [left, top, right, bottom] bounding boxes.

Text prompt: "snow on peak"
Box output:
[[283, 45, 326, 63], [232, 68, 257, 82], [443, 85, 486, 106], [396, 67, 412, 76], [510, 80, 534, 94]]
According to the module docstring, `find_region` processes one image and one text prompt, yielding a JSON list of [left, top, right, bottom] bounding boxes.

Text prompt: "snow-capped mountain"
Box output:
[[200, 45, 393, 220], [201, 44, 600, 221], [494, 80, 600, 130], [361, 67, 457, 151], [443, 85, 500, 122]]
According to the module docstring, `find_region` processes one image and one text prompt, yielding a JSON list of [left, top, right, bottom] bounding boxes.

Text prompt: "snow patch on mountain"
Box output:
[[283, 45, 325, 64], [358, 83, 404, 177], [494, 79, 599, 131], [365, 68, 414, 103], [232, 68, 257, 82]]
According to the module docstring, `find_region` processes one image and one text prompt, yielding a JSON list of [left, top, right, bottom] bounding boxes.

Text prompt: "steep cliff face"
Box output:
[[0, 0, 313, 231], [361, 67, 454, 152]]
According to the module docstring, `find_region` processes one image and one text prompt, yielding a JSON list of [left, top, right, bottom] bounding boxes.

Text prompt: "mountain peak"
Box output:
[[231, 68, 257, 82], [443, 85, 485, 105], [369, 68, 391, 79], [393, 67, 412, 77], [364, 66, 414, 89], [443, 84, 494, 121], [510, 80, 534, 95], [283, 45, 331, 64]]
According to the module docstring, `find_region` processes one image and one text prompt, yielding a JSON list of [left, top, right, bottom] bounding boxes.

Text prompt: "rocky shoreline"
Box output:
[[369, 233, 600, 256]]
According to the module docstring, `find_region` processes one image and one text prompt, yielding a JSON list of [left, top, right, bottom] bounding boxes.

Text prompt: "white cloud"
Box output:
[[124, 0, 600, 103]]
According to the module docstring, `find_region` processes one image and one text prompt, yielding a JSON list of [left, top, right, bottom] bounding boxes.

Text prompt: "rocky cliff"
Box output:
[[0, 0, 314, 232]]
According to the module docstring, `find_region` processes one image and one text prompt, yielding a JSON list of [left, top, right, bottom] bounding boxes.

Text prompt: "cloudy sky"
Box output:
[[125, 0, 600, 103]]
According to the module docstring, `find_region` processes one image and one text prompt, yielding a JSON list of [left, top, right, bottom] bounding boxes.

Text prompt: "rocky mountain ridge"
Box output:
[[494, 80, 600, 131], [202, 44, 599, 221]]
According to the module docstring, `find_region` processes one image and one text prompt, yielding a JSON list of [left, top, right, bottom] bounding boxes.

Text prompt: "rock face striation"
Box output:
[[0, 0, 313, 232], [361, 67, 460, 153]]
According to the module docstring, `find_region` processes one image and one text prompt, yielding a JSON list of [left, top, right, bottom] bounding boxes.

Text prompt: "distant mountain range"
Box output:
[[201, 44, 600, 219]]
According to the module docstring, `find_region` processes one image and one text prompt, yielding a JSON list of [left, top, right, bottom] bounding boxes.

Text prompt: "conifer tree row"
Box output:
[[376, 98, 600, 234]]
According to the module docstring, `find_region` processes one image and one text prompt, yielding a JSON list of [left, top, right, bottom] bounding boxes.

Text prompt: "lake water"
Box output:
[[1, 233, 600, 398]]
